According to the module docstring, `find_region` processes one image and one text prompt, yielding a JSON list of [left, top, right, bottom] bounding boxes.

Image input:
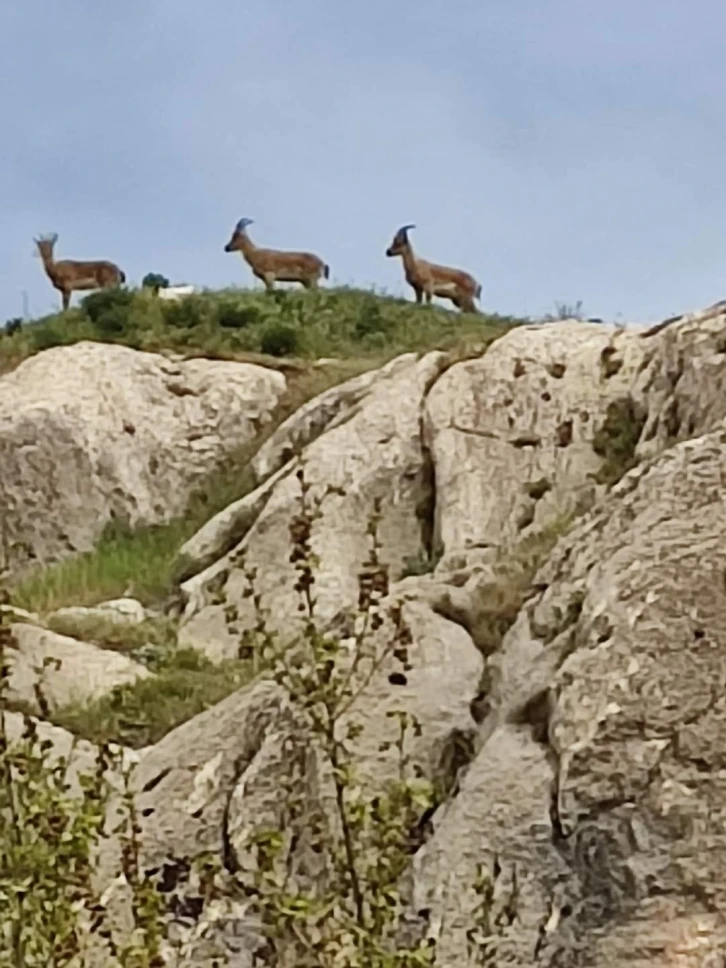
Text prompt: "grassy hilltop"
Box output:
[[0, 284, 523, 375]]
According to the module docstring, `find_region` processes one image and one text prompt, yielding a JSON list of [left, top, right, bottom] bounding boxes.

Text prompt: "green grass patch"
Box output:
[[52, 647, 256, 748], [11, 519, 193, 614]]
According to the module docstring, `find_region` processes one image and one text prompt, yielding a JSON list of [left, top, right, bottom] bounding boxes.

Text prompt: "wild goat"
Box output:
[[223, 218, 329, 291], [34, 233, 126, 312], [385, 224, 482, 313]]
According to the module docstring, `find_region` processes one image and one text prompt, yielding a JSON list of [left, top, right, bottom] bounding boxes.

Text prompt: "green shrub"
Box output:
[[592, 397, 646, 486], [216, 302, 262, 329], [161, 294, 209, 329], [260, 322, 300, 357], [81, 288, 135, 336], [28, 320, 72, 351]]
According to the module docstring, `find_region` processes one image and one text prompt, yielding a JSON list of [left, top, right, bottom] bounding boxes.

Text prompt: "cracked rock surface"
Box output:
[[179, 351, 448, 657], [424, 319, 646, 567]]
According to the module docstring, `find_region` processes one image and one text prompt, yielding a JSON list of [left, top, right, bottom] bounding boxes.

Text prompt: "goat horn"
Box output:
[[400, 223, 416, 232]]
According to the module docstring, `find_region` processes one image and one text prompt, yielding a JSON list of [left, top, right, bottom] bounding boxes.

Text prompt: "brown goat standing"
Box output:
[[223, 218, 329, 291], [385, 224, 482, 313], [34, 233, 126, 312]]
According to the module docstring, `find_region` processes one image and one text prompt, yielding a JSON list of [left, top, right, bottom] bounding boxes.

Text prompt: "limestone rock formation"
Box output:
[[132, 591, 483, 960], [175, 464, 291, 584], [167, 308, 726, 963], [178, 321, 654, 662], [635, 300, 726, 458], [250, 352, 420, 481], [424, 319, 646, 567], [3, 622, 152, 714], [0, 341, 286, 571], [6, 304, 726, 965], [406, 425, 726, 965], [178, 351, 448, 658]]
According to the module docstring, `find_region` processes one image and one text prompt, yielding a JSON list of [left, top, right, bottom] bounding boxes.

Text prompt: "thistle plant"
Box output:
[[224, 464, 439, 967]]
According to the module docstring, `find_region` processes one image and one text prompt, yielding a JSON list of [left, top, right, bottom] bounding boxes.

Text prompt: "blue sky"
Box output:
[[2, 0, 726, 323]]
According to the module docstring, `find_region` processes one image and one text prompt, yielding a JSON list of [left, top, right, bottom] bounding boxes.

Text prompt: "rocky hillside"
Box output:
[[3, 298, 726, 966]]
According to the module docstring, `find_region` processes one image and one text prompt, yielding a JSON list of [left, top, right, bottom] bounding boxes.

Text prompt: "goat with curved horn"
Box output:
[[33, 232, 126, 312], [385, 224, 482, 313], [224, 217, 329, 291]]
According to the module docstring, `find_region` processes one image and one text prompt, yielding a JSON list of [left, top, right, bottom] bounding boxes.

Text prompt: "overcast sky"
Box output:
[[1, 0, 726, 324]]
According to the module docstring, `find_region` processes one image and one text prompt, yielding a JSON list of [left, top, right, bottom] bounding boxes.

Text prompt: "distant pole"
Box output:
[[21, 291, 29, 319]]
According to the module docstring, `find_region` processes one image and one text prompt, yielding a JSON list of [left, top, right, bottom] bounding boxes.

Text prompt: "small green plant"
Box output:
[[259, 321, 300, 357], [217, 468, 442, 965], [4, 318, 22, 336], [27, 314, 90, 352], [0, 577, 170, 967], [592, 397, 646, 486], [463, 510, 580, 659]]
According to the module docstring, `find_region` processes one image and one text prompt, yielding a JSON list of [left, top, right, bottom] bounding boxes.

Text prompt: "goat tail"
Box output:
[[475, 282, 482, 301], [119, 270, 127, 285], [323, 263, 330, 280]]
